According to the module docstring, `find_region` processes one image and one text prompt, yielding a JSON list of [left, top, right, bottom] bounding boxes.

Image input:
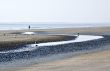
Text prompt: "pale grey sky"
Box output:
[[0, 0, 110, 23]]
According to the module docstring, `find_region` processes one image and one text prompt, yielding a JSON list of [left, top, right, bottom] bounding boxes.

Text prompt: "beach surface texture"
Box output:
[[0, 27, 110, 71]]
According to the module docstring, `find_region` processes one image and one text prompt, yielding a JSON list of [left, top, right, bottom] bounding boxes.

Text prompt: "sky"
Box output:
[[0, 0, 110, 24]]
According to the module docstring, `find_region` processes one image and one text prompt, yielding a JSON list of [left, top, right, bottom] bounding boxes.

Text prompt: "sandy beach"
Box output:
[[18, 48, 110, 71], [0, 30, 70, 50], [0, 27, 110, 71], [0, 0, 109, 71]]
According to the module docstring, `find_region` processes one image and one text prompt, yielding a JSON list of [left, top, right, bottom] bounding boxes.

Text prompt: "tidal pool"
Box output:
[[21, 32, 36, 35]]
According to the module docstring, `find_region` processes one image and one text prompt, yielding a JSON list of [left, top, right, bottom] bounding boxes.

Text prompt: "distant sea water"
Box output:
[[0, 23, 110, 30]]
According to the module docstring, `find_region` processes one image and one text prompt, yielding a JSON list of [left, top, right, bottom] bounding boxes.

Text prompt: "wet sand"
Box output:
[[17, 48, 110, 71], [0, 27, 110, 71]]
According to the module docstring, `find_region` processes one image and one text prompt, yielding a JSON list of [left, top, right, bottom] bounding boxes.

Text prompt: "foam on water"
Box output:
[[0, 35, 103, 53]]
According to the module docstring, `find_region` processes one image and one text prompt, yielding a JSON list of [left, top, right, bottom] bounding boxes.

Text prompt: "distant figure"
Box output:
[[28, 25, 30, 30], [78, 33, 79, 36], [3, 33, 6, 36]]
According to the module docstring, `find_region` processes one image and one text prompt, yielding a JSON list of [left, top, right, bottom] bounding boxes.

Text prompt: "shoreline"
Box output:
[[0, 24, 110, 30], [0, 26, 110, 49], [0, 27, 110, 51], [0, 27, 110, 71]]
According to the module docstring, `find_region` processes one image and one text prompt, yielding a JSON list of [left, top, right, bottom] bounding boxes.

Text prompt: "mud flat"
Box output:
[[0, 27, 110, 71]]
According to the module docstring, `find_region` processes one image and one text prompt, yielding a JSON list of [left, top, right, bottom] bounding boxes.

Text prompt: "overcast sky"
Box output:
[[0, 0, 110, 23]]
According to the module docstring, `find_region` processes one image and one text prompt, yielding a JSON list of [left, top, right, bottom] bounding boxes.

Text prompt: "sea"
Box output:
[[0, 22, 110, 30]]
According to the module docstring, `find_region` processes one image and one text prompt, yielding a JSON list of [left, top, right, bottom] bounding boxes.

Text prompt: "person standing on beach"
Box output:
[[28, 25, 30, 30], [78, 33, 79, 36]]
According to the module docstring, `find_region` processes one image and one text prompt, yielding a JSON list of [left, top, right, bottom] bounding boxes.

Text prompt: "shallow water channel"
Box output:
[[0, 35, 110, 70]]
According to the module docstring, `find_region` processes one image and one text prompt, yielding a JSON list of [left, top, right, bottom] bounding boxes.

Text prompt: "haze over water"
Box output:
[[0, 23, 110, 30]]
